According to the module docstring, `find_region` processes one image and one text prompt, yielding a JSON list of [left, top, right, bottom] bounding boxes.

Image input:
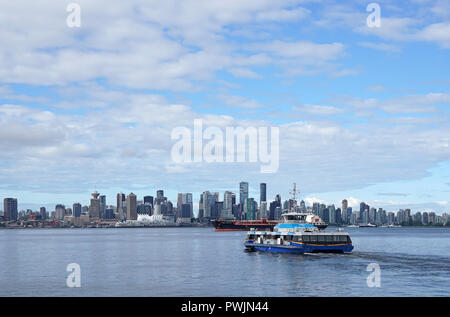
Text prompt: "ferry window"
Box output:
[[347, 236, 352, 243], [339, 235, 347, 242], [332, 235, 339, 242], [317, 235, 325, 242], [310, 235, 317, 243], [303, 235, 310, 242], [287, 235, 293, 241], [325, 235, 333, 242]]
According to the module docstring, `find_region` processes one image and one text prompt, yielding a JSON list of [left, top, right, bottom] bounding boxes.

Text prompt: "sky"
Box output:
[[0, 0, 450, 215]]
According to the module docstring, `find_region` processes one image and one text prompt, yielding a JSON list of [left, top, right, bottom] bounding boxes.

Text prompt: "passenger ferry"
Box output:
[[244, 184, 353, 254]]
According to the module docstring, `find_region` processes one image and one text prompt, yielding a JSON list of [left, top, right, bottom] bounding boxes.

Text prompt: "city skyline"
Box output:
[[1, 1, 450, 214], [2, 180, 449, 217]]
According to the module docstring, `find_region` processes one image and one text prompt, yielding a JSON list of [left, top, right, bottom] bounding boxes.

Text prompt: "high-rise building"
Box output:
[[201, 191, 216, 219], [116, 193, 126, 220], [126, 193, 137, 220], [259, 201, 268, 219], [40, 207, 47, 220], [223, 191, 234, 219], [299, 200, 306, 212], [244, 198, 256, 220], [342, 199, 348, 223], [260, 183, 266, 204], [177, 193, 193, 222], [99, 195, 106, 219], [239, 182, 249, 216], [55, 204, 65, 220], [328, 205, 336, 224], [90, 191, 100, 219], [4, 198, 18, 221], [73, 203, 82, 218], [144, 196, 154, 206]]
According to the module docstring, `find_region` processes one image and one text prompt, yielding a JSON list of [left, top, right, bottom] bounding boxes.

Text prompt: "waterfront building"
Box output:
[[144, 196, 154, 206], [422, 212, 429, 225], [177, 193, 193, 222], [413, 212, 422, 223], [3, 198, 18, 221], [201, 191, 216, 219], [429, 212, 436, 225], [40, 207, 47, 220], [99, 195, 106, 219], [342, 199, 348, 222], [156, 190, 164, 202], [198, 195, 204, 219], [223, 191, 234, 219], [328, 205, 336, 224], [116, 193, 126, 219], [312, 202, 319, 215], [90, 191, 100, 219], [260, 183, 266, 204], [299, 200, 306, 212], [73, 203, 81, 218], [126, 193, 137, 220], [346, 207, 353, 224], [244, 198, 256, 220], [274, 206, 282, 220], [55, 204, 65, 220], [369, 208, 377, 224], [104, 207, 115, 219], [259, 201, 268, 219], [214, 201, 223, 220], [239, 182, 249, 215]]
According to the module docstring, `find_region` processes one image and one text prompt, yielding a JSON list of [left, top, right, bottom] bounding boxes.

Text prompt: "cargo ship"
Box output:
[[212, 218, 278, 231]]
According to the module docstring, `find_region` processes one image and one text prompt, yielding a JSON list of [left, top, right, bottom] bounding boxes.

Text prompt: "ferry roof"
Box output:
[[275, 223, 316, 229]]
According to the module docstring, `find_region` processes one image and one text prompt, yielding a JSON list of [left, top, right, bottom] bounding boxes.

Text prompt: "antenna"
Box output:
[[289, 183, 300, 212]]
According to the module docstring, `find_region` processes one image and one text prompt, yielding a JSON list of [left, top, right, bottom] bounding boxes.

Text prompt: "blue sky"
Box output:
[[0, 0, 450, 214]]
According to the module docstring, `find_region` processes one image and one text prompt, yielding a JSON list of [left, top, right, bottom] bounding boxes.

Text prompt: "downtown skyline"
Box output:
[[0, 1, 450, 214]]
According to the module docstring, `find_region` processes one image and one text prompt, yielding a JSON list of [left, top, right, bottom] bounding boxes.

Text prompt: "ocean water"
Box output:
[[0, 226, 449, 297]]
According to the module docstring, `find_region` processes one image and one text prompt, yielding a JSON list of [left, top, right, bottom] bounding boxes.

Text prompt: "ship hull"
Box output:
[[245, 242, 353, 254], [213, 219, 277, 231]]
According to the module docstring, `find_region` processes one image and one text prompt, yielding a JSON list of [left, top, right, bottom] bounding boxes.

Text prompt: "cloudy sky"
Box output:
[[1, 0, 450, 214]]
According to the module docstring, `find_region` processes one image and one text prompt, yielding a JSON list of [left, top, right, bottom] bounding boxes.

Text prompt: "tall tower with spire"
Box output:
[[90, 191, 100, 219]]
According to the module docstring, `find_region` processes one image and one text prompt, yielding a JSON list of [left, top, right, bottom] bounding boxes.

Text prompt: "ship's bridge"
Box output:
[[281, 212, 308, 223]]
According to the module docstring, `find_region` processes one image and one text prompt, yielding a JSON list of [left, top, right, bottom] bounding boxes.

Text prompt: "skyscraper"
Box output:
[[117, 193, 126, 220], [144, 196, 154, 206], [239, 182, 249, 218], [40, 207, 47, 220], [126, 193, 137, 220], [55, 204, 65, 220], [342, 199, 348, 223], [99, 195, 106, 219], [244, 198, 255, 220], [4, 198, 18, 221], [73, 203, 82, 218], [223, 191, 234, 219], [90, 191, 100, 219], [177, 193, 193, 222], [201, 191, 216, 219], [260, 183, 266, 204]]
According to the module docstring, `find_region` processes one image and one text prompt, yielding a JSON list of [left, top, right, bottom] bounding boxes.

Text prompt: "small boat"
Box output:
[[358, 223, 377, 228]]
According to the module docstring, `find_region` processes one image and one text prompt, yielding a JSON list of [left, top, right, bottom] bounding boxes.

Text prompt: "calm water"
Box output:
[[0, 227, 449, 297]]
